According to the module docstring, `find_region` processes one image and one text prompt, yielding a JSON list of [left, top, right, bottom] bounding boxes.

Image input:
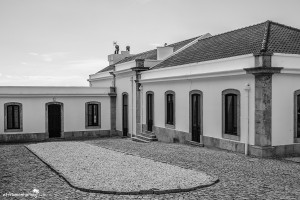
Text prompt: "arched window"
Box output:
[[222, 89, 240, 141], [85, 101, 101, 128], [165, 90, 175, 128], [294, 90, 300, 143], [4, 102, 23, 132]]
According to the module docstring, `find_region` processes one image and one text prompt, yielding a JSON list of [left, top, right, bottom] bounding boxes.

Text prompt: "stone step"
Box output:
[[185, 140, 204, 147], [131, 136, 150, 143], [136, 134, 158, 142], [144, 130, 154, 134], [140, 132, 157, 139]]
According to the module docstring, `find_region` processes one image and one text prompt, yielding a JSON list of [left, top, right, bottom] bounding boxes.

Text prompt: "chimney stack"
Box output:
[[157, 45, 174, 60]]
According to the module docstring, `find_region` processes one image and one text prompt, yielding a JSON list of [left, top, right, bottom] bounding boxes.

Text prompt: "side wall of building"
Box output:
[[90, 78, 113, 87], [272, 73, 300, 146], [141, 74, 255, 153], [115, 73, 136, 137], [0, 96, 111, 142]]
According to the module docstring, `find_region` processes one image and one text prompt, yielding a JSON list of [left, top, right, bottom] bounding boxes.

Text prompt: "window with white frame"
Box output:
[[165, 90, 175, 128], [222, 89, 240, 141], [4, 102, 23, 132], [85, 102, 101, 128]]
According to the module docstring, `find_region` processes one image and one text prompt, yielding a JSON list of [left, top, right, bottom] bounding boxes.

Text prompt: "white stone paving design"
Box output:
[[27, 142, 213, 192]]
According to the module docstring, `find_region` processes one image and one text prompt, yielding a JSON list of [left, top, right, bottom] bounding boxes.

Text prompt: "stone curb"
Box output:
[[25, 145, 219, 195]]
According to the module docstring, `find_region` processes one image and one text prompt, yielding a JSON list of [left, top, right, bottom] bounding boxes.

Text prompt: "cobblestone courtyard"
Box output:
[[1, 138, 300, 199]]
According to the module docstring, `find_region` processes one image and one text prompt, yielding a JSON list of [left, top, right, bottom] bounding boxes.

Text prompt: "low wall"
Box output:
[[145, 125, 300, 157], [0, 130, 113, 143], [0, 133, 47, 143]]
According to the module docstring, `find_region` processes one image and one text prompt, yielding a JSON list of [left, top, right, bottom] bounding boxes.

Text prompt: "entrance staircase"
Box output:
[[131, 131, 158, 143]]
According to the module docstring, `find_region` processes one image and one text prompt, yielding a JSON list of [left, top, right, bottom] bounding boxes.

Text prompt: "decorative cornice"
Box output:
[[140, 69, 246, 84], [253, 52, 273, 57], [108, 93, 117, 97], [131, 67, 150, 72], [244, 67, 283, 75], [0, 94, 110, 98], [113, 68, 134, 76], [88, 75, 113, 82]]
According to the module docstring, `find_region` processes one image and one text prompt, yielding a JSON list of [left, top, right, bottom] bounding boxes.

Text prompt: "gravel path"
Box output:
[[26, 142, 216, 194], [1, 137, 300, 199]]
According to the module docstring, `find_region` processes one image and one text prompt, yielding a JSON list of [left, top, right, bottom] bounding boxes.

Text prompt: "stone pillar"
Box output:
[[244, 53, 282, 157], [132, 59, 149, 136], [109, 87, 117, 136], [254, 74, 272, 147], [136, 76, 141, 135]]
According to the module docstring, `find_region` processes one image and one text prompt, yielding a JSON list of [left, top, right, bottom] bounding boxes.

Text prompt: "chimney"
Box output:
[[157, 46, 174, 60]]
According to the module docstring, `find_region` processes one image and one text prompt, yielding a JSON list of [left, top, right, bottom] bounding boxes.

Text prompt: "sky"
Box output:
[[0, 0, 300, 86]]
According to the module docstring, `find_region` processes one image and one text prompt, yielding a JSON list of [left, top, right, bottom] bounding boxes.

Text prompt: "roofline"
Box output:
[[149, 33, 212, 70], [270, 20, 300, 33], [113, 35, 201, 65], [143, 54, 254, 74]]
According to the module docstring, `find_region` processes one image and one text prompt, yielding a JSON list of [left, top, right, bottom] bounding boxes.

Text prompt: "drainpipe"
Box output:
[[131, 76, 134, 138], [244, 83, 251, 155], [140, 84, 143, 134]]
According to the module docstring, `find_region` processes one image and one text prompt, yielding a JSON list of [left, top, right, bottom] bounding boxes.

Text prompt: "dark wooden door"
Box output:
[[191, 94, 201, 142], [122, 94, 128, 136], [147, 93, 153, 132], [48, 104, 61, 138]]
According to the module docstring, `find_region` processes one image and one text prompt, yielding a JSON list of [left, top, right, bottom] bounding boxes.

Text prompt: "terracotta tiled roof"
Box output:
[[98, 36, 199, 73], [152, 21, 300, 70]]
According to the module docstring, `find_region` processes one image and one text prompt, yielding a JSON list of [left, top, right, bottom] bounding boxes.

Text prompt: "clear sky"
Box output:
[[0, 0, 299, 86]]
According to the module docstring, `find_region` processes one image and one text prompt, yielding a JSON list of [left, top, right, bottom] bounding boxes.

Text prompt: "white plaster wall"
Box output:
[[115, 61, 135, 72], [0, 96, 111, 134], [115, 73, 136, 135], [90, 78, 113, 87], [273, 54, 300, 69], [89, 71, 112, 79], [272, 73, 300, 145], [141, 74, 255, 145]]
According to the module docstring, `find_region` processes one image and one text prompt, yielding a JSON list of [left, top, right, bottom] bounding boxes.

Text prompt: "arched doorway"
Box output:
[[190, 91, 202, 143], [146, 92, 154, 132], [122, 93, 128, 137]]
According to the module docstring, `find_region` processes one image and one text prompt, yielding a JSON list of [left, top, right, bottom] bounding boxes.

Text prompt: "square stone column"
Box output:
[[132, 59, 149, 135], [244, 53, 282, 157]]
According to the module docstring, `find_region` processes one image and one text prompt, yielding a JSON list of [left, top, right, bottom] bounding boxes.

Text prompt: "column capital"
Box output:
[[244, 67, 283, 76]]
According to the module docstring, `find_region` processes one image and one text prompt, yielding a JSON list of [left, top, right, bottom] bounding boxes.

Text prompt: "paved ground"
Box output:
[[1, 137, 300, 199]]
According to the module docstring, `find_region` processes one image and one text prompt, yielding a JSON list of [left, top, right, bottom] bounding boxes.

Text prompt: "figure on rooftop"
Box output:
[[114, 45, 119, 54]]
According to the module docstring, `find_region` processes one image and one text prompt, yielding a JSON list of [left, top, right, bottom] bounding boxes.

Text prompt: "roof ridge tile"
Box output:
[[260, 21, 271, 52]]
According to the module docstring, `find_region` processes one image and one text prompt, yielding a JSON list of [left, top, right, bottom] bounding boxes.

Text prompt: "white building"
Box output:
[[1, 20, 300, 157]]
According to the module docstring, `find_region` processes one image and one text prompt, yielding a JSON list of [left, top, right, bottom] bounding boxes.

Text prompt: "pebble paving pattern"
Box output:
[[1, 137, 300, 199], [26, 142, 214, 193]]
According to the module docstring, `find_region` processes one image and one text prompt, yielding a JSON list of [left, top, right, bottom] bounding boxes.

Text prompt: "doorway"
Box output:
[[122, 93, 128, 136], [191, 92, 201, 143], [146, 92, 154, 132], [48, 104, 62, 138]]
